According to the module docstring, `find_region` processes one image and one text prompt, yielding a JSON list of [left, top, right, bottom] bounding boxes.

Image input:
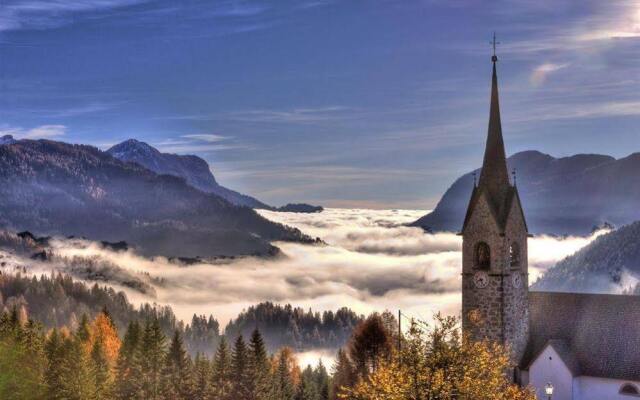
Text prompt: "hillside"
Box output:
[[533, 221, 640, 294], [0, 139, 313, 257], [0, 272, 361, 355], [107, 139, 271, 209], [412, 150, 640, 235]]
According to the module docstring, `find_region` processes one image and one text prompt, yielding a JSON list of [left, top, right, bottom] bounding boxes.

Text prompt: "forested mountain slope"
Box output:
[[0, 139, 313, 257], [533, 221, 640, 294]]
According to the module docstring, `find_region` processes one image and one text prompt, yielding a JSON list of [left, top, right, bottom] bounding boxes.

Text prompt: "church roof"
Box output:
[[462, 56, 527, 233], [522, 291, 640, 381]]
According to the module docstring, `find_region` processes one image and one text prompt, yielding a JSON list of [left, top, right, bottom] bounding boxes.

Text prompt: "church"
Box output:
[[460, 50, 640, 400]]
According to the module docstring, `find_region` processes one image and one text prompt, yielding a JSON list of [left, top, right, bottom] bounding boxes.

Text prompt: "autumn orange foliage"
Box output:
[[87, 313, 121, 367]]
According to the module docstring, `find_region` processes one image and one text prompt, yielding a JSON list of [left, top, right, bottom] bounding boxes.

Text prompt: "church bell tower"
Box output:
[[461, 45, 529, 366]]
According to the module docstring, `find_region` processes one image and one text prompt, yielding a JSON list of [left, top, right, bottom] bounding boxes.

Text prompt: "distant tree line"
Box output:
[[0, 273, 362, 356], [225, 302, 362, 351]]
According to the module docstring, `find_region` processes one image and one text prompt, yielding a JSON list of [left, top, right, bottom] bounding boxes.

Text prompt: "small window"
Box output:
[[509, 242, 520, 268], [475, 242, 491, 270], [620, 383, 640, 396]]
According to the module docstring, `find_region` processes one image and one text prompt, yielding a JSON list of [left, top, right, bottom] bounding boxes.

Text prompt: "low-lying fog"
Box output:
[[0, 208, 605, 328]]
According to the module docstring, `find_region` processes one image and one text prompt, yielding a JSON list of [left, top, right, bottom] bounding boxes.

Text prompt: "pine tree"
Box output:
[[296, 365, 320, 400], [161, 330, 193, 400], [59, 336, 95, 400], [273, 348, 295, 400], [0, 312, 46, 399], [136, 318, 166, 400], [192, 353, 210, 400], [211, 337, 232, 400], [330, 348, 354, 400], [314, 361, 330, 400], [44, 329, 66, 400], [91, 336, 112, 400], [76, 314, 91, 344], [114, 321, 142, 399], [248, 329, 270, 400], [231, 335, 251, 400]]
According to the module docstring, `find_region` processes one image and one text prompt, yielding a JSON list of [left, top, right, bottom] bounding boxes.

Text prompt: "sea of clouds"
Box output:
[[0, 208, 606, 328]]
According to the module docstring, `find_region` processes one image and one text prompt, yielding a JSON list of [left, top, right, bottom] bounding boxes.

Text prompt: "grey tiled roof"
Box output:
[[521, 291, 640, 381]]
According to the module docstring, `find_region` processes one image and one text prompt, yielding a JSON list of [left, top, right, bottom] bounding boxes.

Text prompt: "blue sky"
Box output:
[[2, 0, 640, 208]]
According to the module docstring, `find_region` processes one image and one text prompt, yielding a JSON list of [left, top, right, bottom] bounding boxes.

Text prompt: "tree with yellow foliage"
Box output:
[[88, 311, 121, 368], [339, 314, 535, 400]]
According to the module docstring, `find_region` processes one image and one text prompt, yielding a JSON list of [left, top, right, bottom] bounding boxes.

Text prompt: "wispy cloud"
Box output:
[[50, 102, 122, 118], [0, 124, 67, 139], [530, 63, 569, 86], [153, 133, 240, 154], [0, 0, 153, 32], [222, 106, 353, 124], [509, 100, 640, 124], [181, 134, 229, 143]]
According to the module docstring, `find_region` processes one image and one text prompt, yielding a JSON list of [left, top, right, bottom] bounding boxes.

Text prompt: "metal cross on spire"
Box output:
[[490, 32, 500, 62]]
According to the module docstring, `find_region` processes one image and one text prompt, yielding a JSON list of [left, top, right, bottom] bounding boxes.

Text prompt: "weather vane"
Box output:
[[490, 32, 500, 62]]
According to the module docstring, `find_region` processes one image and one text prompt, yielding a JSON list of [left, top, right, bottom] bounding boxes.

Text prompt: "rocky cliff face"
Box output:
[[412, 150, 640, 235], [107, 139, 270, 209], [0, 139, 313, 257]]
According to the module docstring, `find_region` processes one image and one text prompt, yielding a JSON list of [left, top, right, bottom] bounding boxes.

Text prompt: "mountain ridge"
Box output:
[[107, 139, 271, 209], [0, 138, 314, 257], [412, 150, 640, 235]]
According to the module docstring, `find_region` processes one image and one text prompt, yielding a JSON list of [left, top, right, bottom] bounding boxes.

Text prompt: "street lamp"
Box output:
[[545, 382, 554, 400]]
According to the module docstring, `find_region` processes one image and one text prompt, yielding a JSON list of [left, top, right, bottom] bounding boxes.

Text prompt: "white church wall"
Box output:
[[573, 376, 640, 400], [528, 345, 573, 400]]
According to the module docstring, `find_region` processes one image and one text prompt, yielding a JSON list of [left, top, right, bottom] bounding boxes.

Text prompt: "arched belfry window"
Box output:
[[509, 242, 521, 268], [475, 242, 491, 270], [620, 383, 640, 396]]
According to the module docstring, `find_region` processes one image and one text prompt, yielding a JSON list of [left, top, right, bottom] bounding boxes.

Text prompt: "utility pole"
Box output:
[[398, 310, 402, 353]]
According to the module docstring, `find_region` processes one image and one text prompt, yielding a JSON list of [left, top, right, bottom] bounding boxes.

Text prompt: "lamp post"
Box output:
[[545, 382, 554, 400]]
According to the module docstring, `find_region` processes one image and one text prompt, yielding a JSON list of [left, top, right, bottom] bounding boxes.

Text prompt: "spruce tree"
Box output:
[[274, 349, 295, 400], [44, 329, 65, 400], [91, 336, 112, 400], [211, 337, 232, 400], [114, 321, 141, 399], [330, 348, 354, 400], [136, 318, 166, 400], [59, 336, 95, 400], [248, 329, 270, 400], [296, 365, 320, 400], [314, 361, 330, 400], [76, 314, 91, 344], [0, 312, 46, 399], [231, 335, 251, 400], [192, 353, 210, 400], [161, 330, 193, 400]]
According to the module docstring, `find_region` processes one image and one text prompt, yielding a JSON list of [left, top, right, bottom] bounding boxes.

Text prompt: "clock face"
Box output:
[[473, 271, 489, 288], [512, 273, 522, 288]]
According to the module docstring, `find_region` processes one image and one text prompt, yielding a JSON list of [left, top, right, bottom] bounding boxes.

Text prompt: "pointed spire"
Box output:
[[462, 39, 527, 233], [477, 49, 511, 197]]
